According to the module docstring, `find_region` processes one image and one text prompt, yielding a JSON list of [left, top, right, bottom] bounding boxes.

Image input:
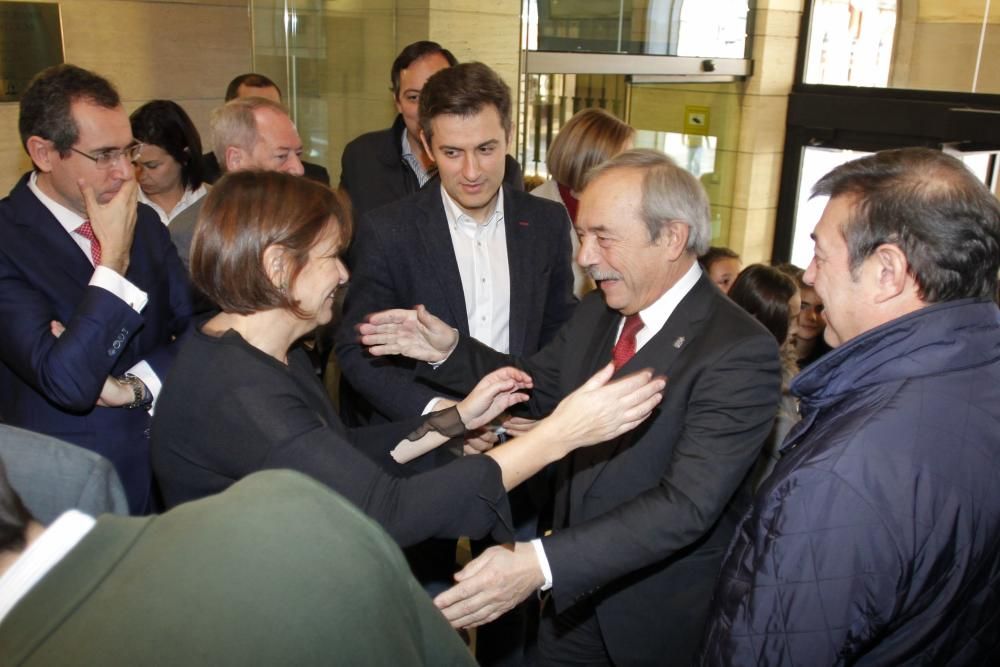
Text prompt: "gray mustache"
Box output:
[[585, 267, 624, 282]]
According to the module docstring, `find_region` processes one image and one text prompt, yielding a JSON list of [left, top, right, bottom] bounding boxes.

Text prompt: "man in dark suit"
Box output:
[[201, 73, 330, 186], [0, 467, 477, 666], [359, 149, 782, 666], [336, 62, 574, 425], [0, 65, 193, 515], [336, 62, 574, 666], [339, 41, 523, 223]]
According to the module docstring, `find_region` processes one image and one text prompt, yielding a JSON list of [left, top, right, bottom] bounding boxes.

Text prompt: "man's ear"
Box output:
[[224, 146, 245, 172], [263, 244, 287, 288], [25, 136, 56, 173], [871, 243, 911, 303], [659, 220, 691, 261], [419, 130, 435, 163]]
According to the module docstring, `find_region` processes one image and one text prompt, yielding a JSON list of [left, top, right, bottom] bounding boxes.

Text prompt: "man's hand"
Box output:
[[79, 177, 138, 275], [96, 376, 134, 407], [51, 319, 136, 407], [463, 427, 499, 455], [359, 304, 458, 362], [434, 542, 544, 628], [456, 366, 533, 432], [502, 415, 538, 436]]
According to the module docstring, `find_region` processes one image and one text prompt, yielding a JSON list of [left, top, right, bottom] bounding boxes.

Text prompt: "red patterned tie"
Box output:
[[75, 221, 102, 266], [612, 313, 644, 370]]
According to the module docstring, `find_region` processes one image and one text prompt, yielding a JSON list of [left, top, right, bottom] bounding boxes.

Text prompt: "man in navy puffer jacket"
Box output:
[[700, 147, 1000, 665]]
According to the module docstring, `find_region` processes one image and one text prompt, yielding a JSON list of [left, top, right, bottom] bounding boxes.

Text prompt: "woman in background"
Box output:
[[775, 262, 831, 369], [532, 107, 635, 297], [152, 171, 664, 548], [699, 246, 742, 295], [727, 263, 800, 489], [129, 100, 207, 225]]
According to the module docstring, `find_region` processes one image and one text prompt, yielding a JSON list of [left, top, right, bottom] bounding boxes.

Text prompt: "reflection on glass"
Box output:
[[803, 0, 1000, 94], [635, 129, 717, 178], [525, 0, 748, 57], [791, 146, 871, 269], [520, 73, 628, 179], [804, 0, 896, 87]]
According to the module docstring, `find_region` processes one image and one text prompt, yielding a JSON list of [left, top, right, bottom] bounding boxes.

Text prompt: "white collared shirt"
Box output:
[[139, 184, 208, 225], [27, 172, 162, 405], [531, 260, 704, 590], [440, 185, 511, 355], [0, 510, 95, 625]]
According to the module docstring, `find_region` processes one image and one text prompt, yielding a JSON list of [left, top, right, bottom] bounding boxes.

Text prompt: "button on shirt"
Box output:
[[441, 185, 511, 355]]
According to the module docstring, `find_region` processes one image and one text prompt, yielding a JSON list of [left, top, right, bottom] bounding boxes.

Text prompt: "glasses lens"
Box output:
[[126, 143, 143, 162]]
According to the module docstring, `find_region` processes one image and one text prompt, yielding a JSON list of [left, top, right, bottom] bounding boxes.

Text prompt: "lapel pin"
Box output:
[[673, 336, 685, 349], [518, 220, 530, 226]]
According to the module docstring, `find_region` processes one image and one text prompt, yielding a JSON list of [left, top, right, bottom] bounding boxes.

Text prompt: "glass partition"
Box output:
[[525, 0, 749, 57], [803, 0, 1000, 94]]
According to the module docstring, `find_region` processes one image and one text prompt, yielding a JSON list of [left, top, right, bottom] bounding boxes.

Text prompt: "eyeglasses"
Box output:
[[70, 142, 143, 169]]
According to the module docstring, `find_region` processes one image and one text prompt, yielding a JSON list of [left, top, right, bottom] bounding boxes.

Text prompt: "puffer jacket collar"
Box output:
[[790, 297, 1000, 410]]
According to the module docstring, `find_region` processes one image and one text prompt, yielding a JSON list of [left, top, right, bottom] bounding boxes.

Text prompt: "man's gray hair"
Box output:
[[209, 97, 289, 170], [583, 148, 712, 255]]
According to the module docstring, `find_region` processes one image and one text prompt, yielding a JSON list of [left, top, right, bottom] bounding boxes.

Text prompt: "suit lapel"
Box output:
[[503, 188, 531, 355], [9, 176, 96, 289], [567, 275, 718, 512], [413, 187, 470, 335]]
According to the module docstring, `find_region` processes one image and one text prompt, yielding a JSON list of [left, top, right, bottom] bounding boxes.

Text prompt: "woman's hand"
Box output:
[[359, 304, 458, 362], [536, 363, 666, 454], [456, 367, 533, 432]]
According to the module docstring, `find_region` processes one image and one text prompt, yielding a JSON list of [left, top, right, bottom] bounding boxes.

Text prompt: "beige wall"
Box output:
[[0, 0, 251, 194]]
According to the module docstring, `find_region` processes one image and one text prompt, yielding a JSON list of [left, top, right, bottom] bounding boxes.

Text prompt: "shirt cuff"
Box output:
[[90, 266, 148, 312], [531, 538, 553, 591], [422, 398, 443, 415], [125, 361, 161, 414]]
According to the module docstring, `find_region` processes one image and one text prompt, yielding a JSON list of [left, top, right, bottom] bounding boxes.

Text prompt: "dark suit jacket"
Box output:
[[0, 470, 477, 666], [339, 114, 524, 223], [0, 174, 194, 513], [201, 151, 330, 186], [335, 183, 576, 424], [420, 276, 781, 666]]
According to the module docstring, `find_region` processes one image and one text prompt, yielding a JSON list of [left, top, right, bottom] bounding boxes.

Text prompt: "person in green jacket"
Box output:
[[0, 464, 476, 666]]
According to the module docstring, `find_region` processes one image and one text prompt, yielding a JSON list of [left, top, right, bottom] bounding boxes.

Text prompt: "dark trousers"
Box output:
[[534, 595, 613, 667]]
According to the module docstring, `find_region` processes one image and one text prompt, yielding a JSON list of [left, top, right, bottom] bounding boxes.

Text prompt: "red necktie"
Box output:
[[612, 314, 644, 370], [75, 221, 102, 266]]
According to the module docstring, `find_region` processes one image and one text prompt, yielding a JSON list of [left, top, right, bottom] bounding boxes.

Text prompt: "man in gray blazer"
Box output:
[[0, 425, 128, 523]]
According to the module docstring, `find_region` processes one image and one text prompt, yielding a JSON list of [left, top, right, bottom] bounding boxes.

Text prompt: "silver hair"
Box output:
[[583, 148, 712, 255], [209, 97, 288, 170]]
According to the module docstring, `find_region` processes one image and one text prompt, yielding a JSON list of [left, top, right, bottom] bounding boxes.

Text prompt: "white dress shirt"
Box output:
[[27, 172, 162, 404], [531, 260, 704, 590], [422, 186, 512, 414], [0, 510, 95, 625]]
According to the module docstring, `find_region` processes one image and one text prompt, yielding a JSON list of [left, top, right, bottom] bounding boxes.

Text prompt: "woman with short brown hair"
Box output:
[[152, 171, 664, 547]]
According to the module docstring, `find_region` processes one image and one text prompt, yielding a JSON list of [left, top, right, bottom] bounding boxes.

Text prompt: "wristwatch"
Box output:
[[118, 373, 152, 410]]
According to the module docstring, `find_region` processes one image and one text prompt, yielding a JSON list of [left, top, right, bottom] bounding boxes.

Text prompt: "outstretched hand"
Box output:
[[358, 304, 458, 362], [457, 367, 533, 432], [542, 363, 666, 451]]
